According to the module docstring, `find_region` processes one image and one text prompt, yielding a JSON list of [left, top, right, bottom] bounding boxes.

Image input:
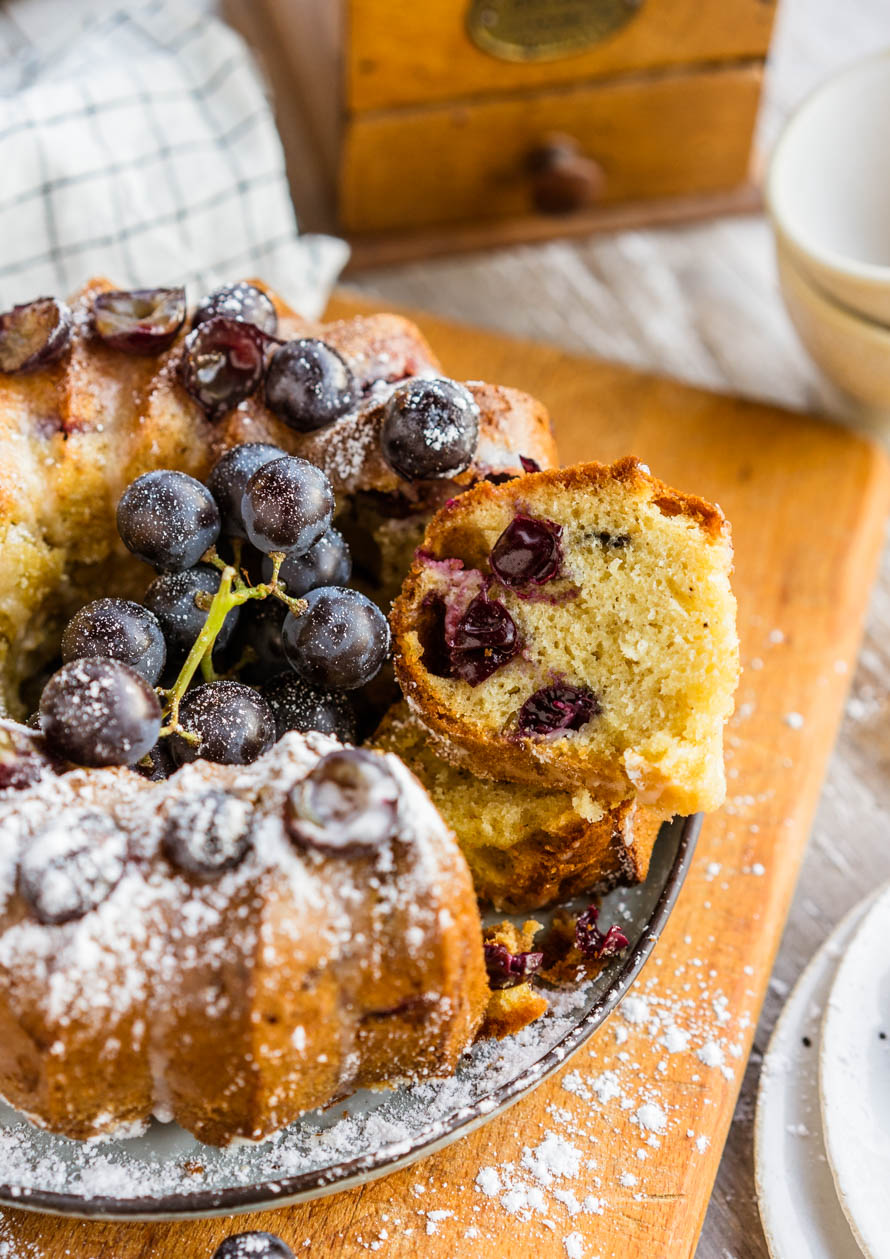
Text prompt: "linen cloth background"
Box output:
[[0, 0, 347, 315]]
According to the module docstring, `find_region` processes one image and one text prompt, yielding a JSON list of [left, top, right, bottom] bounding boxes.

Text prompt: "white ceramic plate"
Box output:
[[0, 816, 698, 1221], [821, 882, 890, 1259], [755, 891, 880, 1259]]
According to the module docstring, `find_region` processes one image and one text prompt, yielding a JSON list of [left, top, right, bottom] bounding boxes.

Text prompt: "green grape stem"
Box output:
[[157, 549, 307, 740]]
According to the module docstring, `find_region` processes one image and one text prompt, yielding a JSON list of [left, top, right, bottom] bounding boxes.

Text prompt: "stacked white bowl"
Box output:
[[767, 52, 890, 423]]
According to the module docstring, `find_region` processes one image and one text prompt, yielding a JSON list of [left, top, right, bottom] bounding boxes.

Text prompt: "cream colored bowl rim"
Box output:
[[766, 49, 890, 289], [776, 242, 890, 343]]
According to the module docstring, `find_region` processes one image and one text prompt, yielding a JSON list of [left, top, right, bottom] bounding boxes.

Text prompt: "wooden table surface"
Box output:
[[345, 4, 890, 1254]]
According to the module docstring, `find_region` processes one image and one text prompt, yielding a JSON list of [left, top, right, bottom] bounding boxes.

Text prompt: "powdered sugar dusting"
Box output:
[[0, 823, 698, 1223], [0, 730, 468, 1144]]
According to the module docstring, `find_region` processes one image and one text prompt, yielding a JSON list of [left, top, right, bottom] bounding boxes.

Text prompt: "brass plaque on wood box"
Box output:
[[467, 0, 643, 62]]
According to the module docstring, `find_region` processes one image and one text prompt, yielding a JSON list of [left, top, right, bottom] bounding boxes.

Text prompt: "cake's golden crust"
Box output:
[[0, 279, 554, 715], [373, 702, 665, 912], [391, 458, 738, 812]]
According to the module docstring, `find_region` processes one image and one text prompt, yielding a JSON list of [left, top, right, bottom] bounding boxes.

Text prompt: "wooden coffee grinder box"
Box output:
[[231, 0, 777, 265]]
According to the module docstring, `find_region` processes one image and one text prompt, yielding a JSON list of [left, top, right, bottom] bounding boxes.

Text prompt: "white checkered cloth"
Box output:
[[0, 0, 348, 315]]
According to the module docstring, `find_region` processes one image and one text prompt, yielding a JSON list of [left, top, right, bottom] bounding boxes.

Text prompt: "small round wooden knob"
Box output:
[[526, 134, 605, 215]]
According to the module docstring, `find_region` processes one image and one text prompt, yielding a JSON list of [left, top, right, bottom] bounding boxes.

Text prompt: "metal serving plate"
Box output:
[[0, 814, 699, 1220]]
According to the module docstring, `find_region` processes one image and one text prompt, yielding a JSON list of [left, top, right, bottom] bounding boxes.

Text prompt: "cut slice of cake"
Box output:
[[373, 702, 665, 912], [391, 458, 739, 815]]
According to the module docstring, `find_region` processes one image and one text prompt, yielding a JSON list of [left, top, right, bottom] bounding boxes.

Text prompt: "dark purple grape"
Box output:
[[282, 587, 390, 691], [260, 672, 356, 743], [261, 528, 351, 596], [490, 514, 563, 588], [265, 338, 355, 432], [135, 740, 176, 781], [239, 597, 288, 682], [242, 456, 334, 556], [575, 905, 629, 960], [212, 1233, 294, 1259], [517, 684, 600, 736], [18, 810, 127, 925], [484, 941, 544, 990], [450, 593, 519, 685], [285, 748, 398, 853], [417, 594, 452, 678], [192, 284, 278, 336], [0, 720, 56, 791], [161, 787, 253, 878], [61, 598, 166, 685], [0, 297, 72, 374], [180, 316, 268, 420], [92, 287, 185, 354], [39, 658, 162, 767], [380, 378, 479, 481], [117, 470, 220, 572], [143, 564, 240, 660], [170, 681, 275, 766], [207, 443, 284, 538]]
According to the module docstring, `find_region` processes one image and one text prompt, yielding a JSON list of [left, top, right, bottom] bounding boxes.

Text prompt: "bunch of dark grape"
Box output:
[[37, 438, 389, 771], [3, 279, 492, 774]]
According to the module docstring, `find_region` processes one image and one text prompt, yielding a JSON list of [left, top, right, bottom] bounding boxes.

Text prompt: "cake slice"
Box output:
[[373, 702, 664, 912], [391, 458, 738, 815]]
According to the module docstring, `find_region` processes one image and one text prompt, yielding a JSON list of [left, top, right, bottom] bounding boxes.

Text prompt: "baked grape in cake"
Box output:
[[286, 747, 399, 852], [180, 316, 270, 419], [392, 458, 739, 814], [160, 787, 254, 877], [0, 297, 72, 374], [380, 378, 480, 481], [192, 282, 278, 335], [92, 287, 186, 354], [265, 338, 356, 432]]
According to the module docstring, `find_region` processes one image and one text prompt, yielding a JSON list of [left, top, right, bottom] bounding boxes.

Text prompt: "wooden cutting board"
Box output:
[[4, 295, 889, 1259]]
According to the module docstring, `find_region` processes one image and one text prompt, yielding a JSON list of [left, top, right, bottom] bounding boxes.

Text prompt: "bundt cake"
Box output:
[[0, 727, 488, 1146], [0, 279, 556, 715], [0, 276, 737, 1154], [392, 458, 739, 815], [373, 702, 665, 912]]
